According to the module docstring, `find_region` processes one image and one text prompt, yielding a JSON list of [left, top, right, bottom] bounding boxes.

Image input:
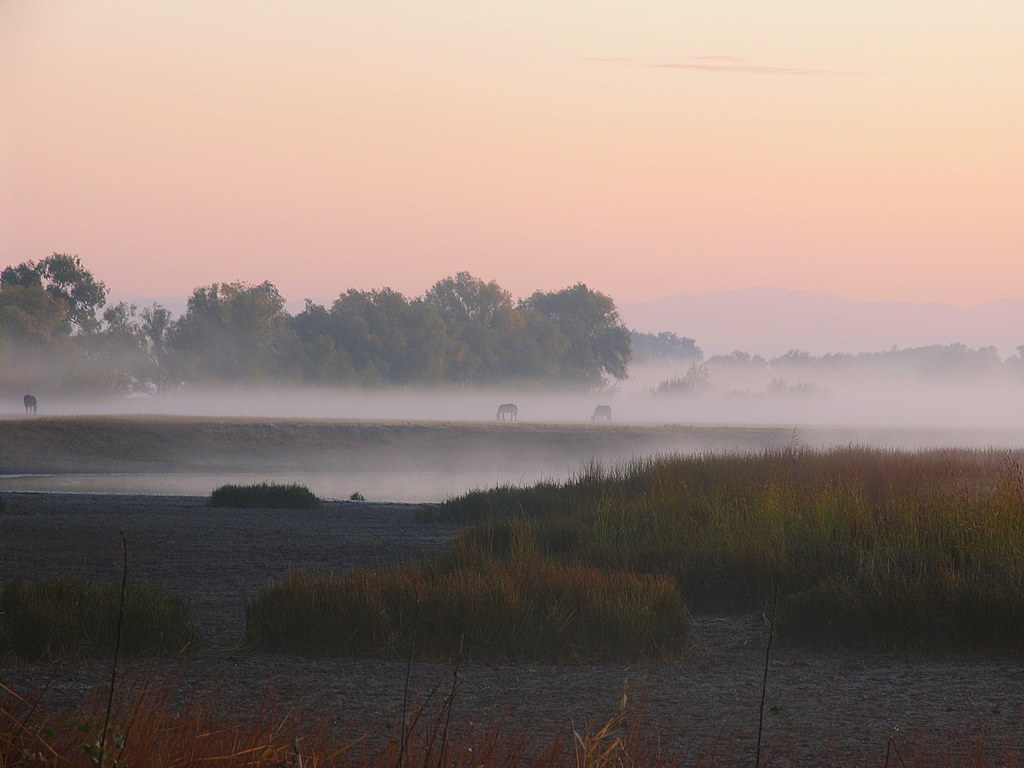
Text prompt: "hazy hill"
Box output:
[[620, 287, 1024, 357]]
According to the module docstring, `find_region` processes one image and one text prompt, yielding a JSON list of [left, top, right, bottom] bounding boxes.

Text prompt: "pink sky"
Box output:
[[2, 1, 1021, 307]]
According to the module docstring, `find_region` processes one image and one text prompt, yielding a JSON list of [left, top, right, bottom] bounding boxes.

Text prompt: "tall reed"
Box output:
[[437, 448, 1024, 649]]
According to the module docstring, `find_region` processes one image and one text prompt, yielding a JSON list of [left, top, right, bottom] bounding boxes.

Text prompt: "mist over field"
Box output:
[[6, 358, 1024, 433], [5, 254, 1024, 501]]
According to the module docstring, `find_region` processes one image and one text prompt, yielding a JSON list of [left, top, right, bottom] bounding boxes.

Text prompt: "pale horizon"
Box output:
[[3, 1, 1022, 308]]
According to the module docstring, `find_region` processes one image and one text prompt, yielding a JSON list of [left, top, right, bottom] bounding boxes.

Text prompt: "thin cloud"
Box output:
[[583, 55, 860, 76], [691, 55, 747, 62], [653, 62, 826, 75]]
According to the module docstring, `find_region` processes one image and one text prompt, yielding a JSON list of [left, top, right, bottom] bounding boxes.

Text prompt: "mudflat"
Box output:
[[2, 491, 1022, 766]]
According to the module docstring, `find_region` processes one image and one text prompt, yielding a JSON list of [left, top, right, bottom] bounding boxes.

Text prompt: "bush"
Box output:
[[211, 482, 319, 509], [0, 575, 197, 661]]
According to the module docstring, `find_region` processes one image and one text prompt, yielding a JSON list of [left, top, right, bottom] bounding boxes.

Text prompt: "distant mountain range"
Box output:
[[619, 287, 1024, 358]]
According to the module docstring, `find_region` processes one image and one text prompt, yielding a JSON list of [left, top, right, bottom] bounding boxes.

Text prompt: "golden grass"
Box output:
[[435, 447, 1024, 650]]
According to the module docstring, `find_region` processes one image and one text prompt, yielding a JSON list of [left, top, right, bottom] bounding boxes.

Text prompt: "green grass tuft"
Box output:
[[246, 529, 687, 662], [0, 575, 197, 661], [211, 482, 319, 508]]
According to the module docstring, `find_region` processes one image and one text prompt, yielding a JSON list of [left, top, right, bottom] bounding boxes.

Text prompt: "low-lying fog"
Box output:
[[6, 363, 1024, 431], [5, 362, 1024, 501]]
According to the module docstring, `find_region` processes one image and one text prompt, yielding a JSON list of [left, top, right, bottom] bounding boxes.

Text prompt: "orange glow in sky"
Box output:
[[2, 1, 1022, 306]]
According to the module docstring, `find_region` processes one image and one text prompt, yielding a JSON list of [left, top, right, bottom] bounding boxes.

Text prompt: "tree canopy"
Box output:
[[0, 258, 634, 395]]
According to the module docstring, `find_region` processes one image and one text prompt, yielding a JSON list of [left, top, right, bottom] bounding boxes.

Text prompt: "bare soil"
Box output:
[[2, 492, 1023, 766]]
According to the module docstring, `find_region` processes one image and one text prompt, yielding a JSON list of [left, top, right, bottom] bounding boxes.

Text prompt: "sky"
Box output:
[[2, 0, 1022, 308]]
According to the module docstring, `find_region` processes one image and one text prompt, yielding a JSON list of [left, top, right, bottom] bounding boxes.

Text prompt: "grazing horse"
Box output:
[[23, 394, 37, 414], [591, 405, 612, 422], [496, 403, 518, 422]]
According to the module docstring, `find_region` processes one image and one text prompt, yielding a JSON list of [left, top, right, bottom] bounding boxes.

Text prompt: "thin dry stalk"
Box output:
[[98, 530, 128, 768], [755, 577, 779, 768]]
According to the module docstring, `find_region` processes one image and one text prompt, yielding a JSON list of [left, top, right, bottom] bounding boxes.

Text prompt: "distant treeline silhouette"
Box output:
[[0, 257, 633, 394]]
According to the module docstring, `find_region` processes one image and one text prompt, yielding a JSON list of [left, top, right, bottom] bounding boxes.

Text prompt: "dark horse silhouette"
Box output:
[[496, 403, 518, 422], [591, 405, 612, 422], [23, 394, 37, 414]]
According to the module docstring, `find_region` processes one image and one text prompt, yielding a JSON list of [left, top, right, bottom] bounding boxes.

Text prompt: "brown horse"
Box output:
[[496, 403, 518, 422], [23, 394, 37, 414], [591, 405, 611, 422]]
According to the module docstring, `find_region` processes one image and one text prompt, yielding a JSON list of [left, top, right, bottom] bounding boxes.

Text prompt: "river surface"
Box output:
[[0, 468, 561, 503]]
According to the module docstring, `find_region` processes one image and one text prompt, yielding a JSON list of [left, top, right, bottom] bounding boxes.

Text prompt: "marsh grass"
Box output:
[[211, 481, 319, 508], [0, 575, 196, 661], [246, 529, 687, 662], [432, 448, 1024, 650]]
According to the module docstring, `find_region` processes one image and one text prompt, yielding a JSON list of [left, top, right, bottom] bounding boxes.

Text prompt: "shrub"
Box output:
[[211, 482, 319, 509], [0, 575, 197, 661]]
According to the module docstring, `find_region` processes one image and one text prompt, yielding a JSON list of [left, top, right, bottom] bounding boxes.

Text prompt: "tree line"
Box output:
[[0, 255, 632, 395]]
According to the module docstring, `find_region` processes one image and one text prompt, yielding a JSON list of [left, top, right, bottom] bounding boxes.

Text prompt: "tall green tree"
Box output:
[[1, 253, 108, 333], [80, 302, 153, 394], [328, 288, 457, 384], [168, 281, 293, 381], [0, 284, 70, 347], [424, 272, 525, 382], [521, 283, 631, 385], [140, 304, 175, 391]]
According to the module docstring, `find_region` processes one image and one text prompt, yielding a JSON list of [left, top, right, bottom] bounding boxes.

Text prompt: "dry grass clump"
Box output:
[[0, 575, 196, 661], [434, 447, 1024, 650], [246, 526, 686, 662], [4, 676, 1024, 768], [211, 481, 319, 508]]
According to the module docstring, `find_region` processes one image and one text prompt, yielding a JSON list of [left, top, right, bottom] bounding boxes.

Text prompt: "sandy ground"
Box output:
[[2, 492, 1023, 766]]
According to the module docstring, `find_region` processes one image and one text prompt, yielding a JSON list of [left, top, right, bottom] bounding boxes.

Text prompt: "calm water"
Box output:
[[0, 469, 563, 503]]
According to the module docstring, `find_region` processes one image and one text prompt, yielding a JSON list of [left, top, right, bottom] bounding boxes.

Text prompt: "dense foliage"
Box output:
[[0, 258, 631, 395]]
